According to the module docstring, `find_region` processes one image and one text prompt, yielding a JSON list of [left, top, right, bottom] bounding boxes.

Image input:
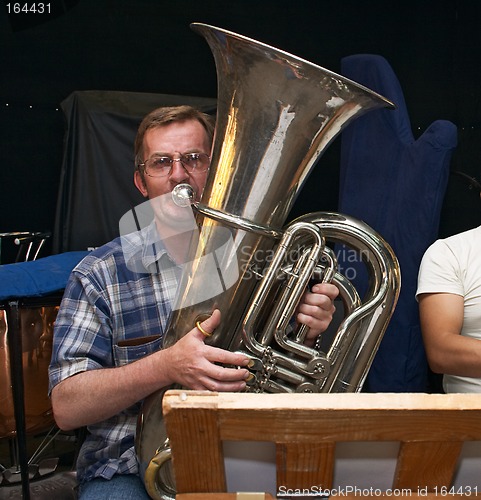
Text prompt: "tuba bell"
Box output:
[[136, 23, 400, 499]]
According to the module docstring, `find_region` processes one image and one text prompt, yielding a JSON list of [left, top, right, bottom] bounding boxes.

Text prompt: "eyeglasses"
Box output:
[[139, 152, 210, 178]]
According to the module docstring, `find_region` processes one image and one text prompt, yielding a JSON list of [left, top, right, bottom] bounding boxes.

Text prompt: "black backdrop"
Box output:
[[2, 0, 481, 253]]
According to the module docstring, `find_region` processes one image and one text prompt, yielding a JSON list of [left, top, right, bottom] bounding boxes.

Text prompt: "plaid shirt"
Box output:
[[49, 225, 180, 483]]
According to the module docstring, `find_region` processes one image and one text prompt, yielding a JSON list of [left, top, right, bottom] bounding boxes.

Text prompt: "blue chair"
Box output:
[[0, 251, 88, 498], [338, 54, 457, 392]]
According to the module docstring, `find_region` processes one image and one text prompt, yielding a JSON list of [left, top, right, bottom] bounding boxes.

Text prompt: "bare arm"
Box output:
[[51, 310, 249, 431], [419, 292, 481, 377]]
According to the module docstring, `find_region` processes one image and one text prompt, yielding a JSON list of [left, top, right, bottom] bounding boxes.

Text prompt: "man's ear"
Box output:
[[134, 170, 148, 198]]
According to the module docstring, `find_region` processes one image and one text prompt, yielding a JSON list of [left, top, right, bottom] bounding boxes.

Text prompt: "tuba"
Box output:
[[136, 23, 401, 499]]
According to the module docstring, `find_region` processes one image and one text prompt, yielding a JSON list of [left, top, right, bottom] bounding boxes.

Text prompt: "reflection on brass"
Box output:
[[0, 305, 59, 439]]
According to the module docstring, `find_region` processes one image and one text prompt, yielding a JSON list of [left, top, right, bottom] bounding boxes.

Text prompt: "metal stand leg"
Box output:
[[6, 300, 30, 500]]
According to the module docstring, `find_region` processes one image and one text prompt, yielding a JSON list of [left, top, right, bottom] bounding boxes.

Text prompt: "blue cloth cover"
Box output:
[[338, 54, 457, 392], [0, 251, 89, 301]]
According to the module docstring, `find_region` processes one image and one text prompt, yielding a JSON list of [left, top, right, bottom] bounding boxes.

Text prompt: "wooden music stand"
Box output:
[[163, 390, 481, 499]]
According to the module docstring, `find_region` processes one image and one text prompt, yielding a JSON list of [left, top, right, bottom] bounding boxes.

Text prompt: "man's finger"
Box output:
[[195, 309, 221, 338]]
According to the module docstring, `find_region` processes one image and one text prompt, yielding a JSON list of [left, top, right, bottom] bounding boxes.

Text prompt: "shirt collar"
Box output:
[[121, 220, 177, 274]]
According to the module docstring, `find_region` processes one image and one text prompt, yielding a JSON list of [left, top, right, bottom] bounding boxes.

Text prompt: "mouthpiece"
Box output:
[[172, 183, 195, 207]]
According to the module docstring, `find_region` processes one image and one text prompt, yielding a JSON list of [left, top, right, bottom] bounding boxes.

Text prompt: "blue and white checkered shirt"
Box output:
[[49, 224, 180, 483]]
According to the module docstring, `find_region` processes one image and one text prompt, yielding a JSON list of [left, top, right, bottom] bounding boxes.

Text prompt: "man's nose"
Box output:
[[169, 158, 189, 181]]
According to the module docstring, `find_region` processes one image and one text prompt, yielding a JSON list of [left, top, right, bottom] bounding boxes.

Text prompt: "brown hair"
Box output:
[[134, 105, 215, 168]]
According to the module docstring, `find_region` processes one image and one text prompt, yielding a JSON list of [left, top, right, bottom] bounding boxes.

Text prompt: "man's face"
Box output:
[[134, 119, 211, 230]]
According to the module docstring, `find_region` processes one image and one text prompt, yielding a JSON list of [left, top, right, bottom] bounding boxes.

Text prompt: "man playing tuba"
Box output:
[[48, 105, 339, 499]]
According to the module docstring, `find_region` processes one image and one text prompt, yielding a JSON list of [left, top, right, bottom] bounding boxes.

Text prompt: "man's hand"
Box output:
[[296, 282, 339, 346], [164, 309, 251, 391]]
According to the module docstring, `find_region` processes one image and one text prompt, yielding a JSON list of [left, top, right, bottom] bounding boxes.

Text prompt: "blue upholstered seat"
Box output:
[[0, 251, 88, 301], [338, 54, 457, 391]]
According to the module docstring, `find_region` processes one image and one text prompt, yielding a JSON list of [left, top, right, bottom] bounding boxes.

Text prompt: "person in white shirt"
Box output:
[[416, 221, 481, 393]]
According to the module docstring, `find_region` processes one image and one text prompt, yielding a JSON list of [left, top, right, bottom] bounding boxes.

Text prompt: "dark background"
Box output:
[[1, 0, 481, 255]]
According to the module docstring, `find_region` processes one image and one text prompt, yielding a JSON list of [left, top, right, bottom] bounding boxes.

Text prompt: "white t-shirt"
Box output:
[[416, 225, 481, 393]]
